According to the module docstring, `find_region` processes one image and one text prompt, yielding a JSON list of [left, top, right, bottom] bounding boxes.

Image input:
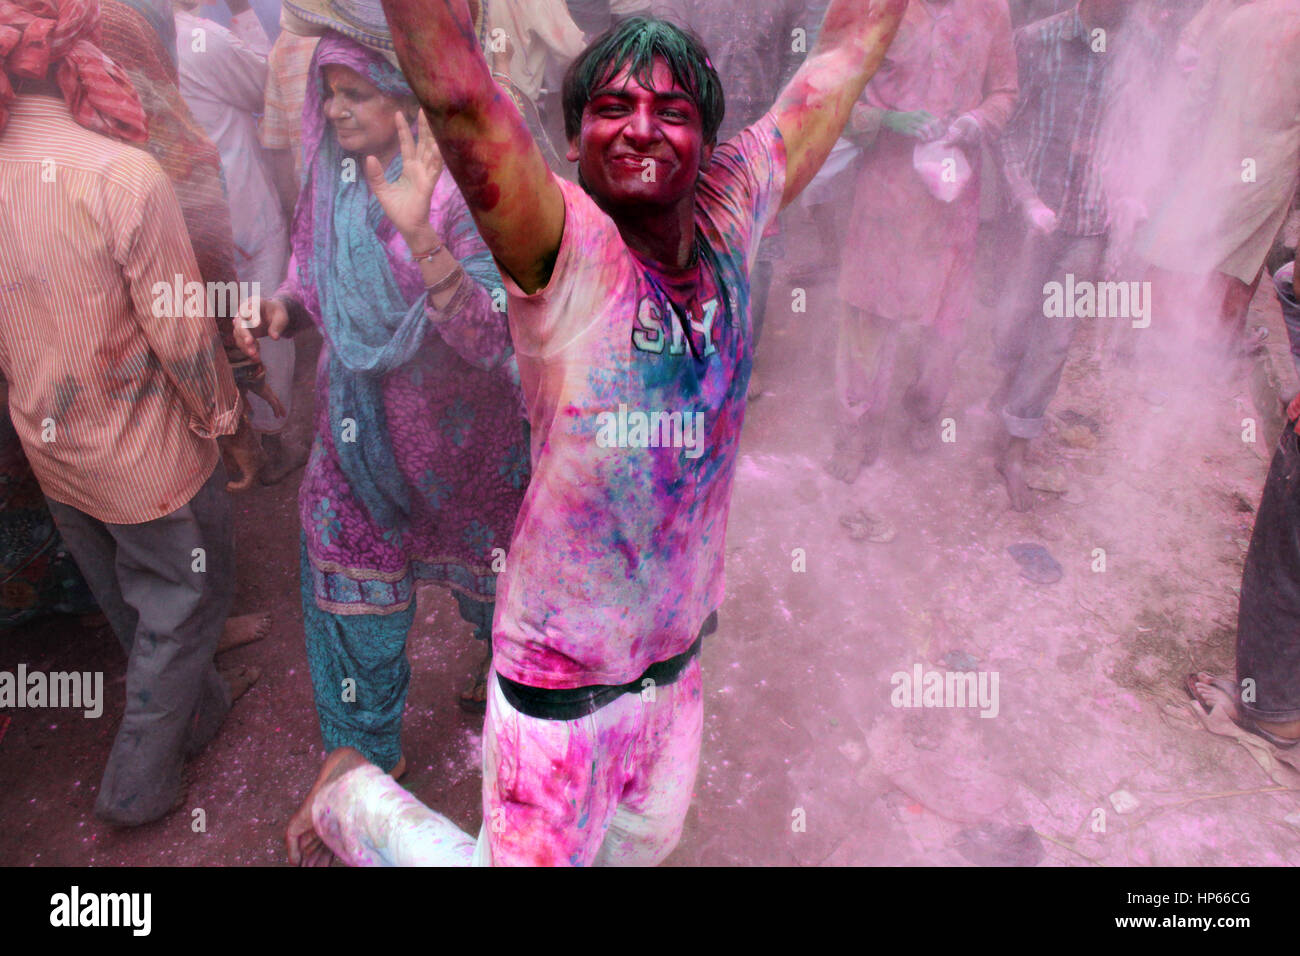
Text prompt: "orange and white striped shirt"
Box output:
[[0, 95, 241, 524]]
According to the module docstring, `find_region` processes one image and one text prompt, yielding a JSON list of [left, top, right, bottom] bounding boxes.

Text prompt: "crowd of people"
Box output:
[[1, 0, 1298, 864]]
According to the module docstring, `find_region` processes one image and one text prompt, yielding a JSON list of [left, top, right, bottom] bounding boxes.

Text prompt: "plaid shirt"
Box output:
[[261, 32, 319, 179], [1000, 7, 1112, 236]]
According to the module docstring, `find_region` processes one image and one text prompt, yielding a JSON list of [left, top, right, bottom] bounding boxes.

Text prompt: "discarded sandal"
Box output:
[[1007, 543, 1062, 585], [839, 508, 897, 543]]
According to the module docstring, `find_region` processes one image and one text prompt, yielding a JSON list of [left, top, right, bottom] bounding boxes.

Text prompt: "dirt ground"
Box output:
[[3, 213, 1300, 867]]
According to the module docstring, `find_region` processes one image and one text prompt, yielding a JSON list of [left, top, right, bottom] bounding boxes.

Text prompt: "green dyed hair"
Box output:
[[562, 16, 725, 146]]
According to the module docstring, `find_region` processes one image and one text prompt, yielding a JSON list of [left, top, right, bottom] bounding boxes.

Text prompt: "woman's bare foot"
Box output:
[[285, 747, 372, 866], [219, 664, 261, 702], [217, 612, 271, 655], [1187, 672, 1300, 745], [825, 415, 884, 484], [390, 754, 407, 780], [996, 437, 1033, 512], [906, 419, 938, 456], [259, 433, 310, 486]]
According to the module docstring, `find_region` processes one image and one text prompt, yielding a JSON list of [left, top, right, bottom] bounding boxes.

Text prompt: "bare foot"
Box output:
[[390, 754, 407, 780], [1188, 672, 1300, 744], [286, 747, 371, 866], [219, 664, 261, 702], [906, 420, 938, 456], [221, 415, 265, 493], [217, 612, 271, 655], [824, 416, 883, 484], [259, 433, 310, 486], [996, 438, 1033, 512]]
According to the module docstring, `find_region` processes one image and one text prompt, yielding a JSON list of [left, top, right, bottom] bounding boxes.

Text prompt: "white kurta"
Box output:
[[1140, 1, 1300, 282]]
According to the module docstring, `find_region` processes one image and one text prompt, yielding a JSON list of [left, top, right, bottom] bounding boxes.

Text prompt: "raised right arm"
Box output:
[[380, 0, 567, 294]]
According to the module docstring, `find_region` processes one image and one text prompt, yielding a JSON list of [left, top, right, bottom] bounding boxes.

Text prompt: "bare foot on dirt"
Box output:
[[906, 420, 938, 456], [390, 754, 407, 780], [217, 612, 271, 655], [1187, 671, 1300, 745], [219, 664, 261, 702], [222, 416, 265, 493], [285, 746, 372, 866], [996, 438, 1033, 512], [825, 416, 883, 484], [259, 433, 310, 486]]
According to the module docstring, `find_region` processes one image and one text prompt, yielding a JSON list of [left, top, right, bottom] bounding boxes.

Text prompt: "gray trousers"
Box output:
[[994, 231, 1106, 439], [46, 463, 234, 825]]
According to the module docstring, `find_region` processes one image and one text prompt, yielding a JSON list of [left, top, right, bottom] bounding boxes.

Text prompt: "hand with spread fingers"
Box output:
[[365, 109, 446, 246]]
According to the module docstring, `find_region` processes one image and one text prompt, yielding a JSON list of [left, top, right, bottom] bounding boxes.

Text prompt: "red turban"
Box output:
[[0, 0, 147, 141]]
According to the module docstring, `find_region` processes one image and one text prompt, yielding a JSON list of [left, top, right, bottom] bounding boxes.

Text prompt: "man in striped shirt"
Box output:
[[0, 0, 248, 826], [991, 0, 1123, 511]]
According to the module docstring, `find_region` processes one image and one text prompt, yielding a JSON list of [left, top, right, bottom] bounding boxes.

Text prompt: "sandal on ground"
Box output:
[[839, 507, 897, 543], [1007, 543, 1062, 585]]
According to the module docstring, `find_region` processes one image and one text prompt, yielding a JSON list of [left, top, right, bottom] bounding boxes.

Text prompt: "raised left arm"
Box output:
[[771, 0, 906, 208]]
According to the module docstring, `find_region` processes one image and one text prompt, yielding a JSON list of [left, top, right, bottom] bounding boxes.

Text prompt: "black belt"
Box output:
[[497, 634, 704, 721]]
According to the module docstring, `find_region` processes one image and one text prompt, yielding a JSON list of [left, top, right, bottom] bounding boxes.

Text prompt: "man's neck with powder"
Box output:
[[605, 193, 700, 272]]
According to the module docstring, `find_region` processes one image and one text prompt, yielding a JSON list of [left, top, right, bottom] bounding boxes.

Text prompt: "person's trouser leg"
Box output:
[[453, 591, 493, 644], [592, 657, 703, 866], [481, 658, 704, 867], [836, 305, 901, 427], [1000, 234, 1106, 439], [301, 540, 415, 772], [906, 314, 967, 425], [1236, 421, 1300, 724], [47, 463, 234, 825]]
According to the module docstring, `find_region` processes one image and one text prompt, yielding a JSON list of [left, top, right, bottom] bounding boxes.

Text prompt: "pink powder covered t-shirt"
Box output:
[[494, 113, 787, 689]]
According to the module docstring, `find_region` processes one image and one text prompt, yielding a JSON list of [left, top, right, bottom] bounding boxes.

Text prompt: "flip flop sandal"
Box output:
[[1056, 410, 1101, 435], [1007, 543, 1062, 585], [839, 508, 897, 543], [1184, 673, 1300, 749], [1024, 466, 1068, 494]]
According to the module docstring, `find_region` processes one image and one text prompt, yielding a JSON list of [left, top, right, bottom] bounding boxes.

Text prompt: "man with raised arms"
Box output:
[[282, 0, 905, 867]]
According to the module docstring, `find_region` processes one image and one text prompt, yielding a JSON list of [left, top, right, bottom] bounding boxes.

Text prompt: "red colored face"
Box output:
[[567, 57, 714, 212]]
